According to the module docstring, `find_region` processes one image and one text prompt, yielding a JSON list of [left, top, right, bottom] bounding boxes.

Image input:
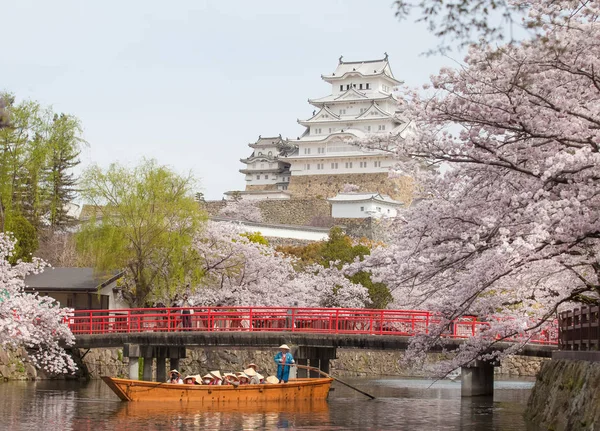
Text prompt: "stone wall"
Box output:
[[203, 198, 331, 226], [258, 199, 331, 226], [525, 359, 600, 431], [245, 184, 278, 191], [0, 347, 548, 382], [287, 173, 414, 202], [0, 348, 39, 381], [78, 348, 546, 381], [202, 200, 227, 217]]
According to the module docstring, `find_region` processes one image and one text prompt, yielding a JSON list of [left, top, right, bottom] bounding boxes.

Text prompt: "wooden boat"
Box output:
[[102, 376, 334, 402]]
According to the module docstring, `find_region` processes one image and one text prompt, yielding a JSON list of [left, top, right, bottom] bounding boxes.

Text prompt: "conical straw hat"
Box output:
[[266, 376, 279, 384], [243, 367, 257, 377]]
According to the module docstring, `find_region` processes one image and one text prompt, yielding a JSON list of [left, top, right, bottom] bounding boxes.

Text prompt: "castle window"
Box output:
[[339, 109, 346, 115], [378, 125, 386, 131], [366, 125, 371, 132], [260, 163, 265, 168], [366, 83, 370, 89], [305, 164, 311, 170], [359, 84, 363, 90], [304, 148, 311, 155], [340, 85, 343, 91], [360, 206, 364, 211], [256, 175, 260, 180], [345, 162, 353, 168], [359, 108, 366, 114], [265, 175, 269, 179], [331, 162, 338, 169], [346, 84, 350, 90], [374, 161, 381, 167]]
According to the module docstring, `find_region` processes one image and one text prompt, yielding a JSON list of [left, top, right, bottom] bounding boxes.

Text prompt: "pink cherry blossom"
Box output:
[[354, 0, 599, 373], [0, 234, 76, 374], [188, 221, 369, 308]]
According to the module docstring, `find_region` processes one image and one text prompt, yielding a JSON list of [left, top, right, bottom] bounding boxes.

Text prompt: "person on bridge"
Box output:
[[274, 344, 295, 383]]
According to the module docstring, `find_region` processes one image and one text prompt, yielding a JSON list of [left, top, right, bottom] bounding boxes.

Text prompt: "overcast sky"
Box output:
[[1, 0, 453, 200]]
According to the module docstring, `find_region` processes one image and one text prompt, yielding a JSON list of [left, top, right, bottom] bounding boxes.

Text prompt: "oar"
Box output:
[[294, 364, 376, 400]]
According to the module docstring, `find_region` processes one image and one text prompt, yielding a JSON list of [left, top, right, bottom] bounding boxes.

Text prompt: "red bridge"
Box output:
[[69, 306, 557, 345], [70, 306, 557, 397]]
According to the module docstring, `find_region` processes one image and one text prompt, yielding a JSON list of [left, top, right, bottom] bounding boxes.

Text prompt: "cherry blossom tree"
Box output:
[[188, 221, 368, 308], [357, 0, 600, 371], [0, 233, 76, 374]]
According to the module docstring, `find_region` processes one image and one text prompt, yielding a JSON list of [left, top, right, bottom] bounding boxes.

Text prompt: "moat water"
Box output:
[[0, 377, 544, 430]]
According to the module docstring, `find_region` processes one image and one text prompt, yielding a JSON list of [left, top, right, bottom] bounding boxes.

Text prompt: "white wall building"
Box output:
[[240, 135, 296, 191], [328, 192, 403, 219], [285, 54, 410, 177]]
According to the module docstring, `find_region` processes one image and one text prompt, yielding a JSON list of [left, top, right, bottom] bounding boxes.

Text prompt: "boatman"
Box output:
[[274, 344, 295, 383]]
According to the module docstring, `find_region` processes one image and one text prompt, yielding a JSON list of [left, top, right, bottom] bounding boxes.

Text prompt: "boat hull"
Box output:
[[102, 376, 334, 402]]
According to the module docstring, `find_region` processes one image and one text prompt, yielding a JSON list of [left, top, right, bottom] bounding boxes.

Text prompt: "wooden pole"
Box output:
[[294, 364, 376, 400]]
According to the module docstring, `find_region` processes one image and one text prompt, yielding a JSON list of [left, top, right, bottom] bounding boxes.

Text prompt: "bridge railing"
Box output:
[[67, 307, 558, 345]]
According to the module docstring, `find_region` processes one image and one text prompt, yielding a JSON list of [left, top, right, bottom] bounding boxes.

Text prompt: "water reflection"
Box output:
[[0, 377, 540, 431]]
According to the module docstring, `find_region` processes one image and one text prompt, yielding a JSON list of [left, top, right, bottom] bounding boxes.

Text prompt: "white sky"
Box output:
[[1, 0, 453, 200]]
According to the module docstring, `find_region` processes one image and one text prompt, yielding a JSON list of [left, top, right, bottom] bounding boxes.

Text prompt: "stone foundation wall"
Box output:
[[0, 348, 40, 381], [79, 348, 547, 381], [258, 198, 331, 225], [288, 173, 414, 202], [203, 199, 331, 227], [245, 184, 278, 191], [202, 200, 227, 217], [526, 359, 600, 430]]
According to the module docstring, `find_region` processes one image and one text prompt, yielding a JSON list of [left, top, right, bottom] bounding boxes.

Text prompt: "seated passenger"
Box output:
[[183, 375, 196, 385], [208, 370, 223, 385], [237, 373, 250, 385], [167, 369, 184, 384], [201, 373, 212, 385], [244, 368, 261, 385], [224, 373, 240, 387]]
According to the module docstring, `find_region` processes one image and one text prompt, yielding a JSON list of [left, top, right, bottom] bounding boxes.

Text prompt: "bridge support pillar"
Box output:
[[296, 358, 308, 378], [155, 347, 167, 383], [123, 344, 140, 380], [461, 360, 495, 397], [296, 346, 336, 377], [141, 345, 154, 381]]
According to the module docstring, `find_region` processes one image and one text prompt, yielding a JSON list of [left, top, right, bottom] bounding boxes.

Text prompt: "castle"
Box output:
[[226, 55, 413, 203]]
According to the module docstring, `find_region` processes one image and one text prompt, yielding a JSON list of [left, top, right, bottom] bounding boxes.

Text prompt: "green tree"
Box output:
[[277, 226, 393, 308], [43, 113, 84, 229], [0, 94, 84, 260], [5, 215, 38, 263], [76, 159, 207, 306]]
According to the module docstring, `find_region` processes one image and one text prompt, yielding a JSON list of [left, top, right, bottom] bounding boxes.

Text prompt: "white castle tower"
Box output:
[[232, 55, 413, 202]]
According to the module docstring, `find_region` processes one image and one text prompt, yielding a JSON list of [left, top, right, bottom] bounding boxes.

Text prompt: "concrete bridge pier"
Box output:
[[461, 360, 495, 397], [123, 344, 186, 381], [141, 346, 154, 381], [155, 347, 167, 383], [296, 346, 337, 377], [124, 344, 140, 380]]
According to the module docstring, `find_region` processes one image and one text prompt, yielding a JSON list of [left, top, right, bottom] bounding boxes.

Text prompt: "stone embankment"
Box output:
[[526, 359, 600, 431], [81, 348, 546, 380], [0, 347, 548, 381]]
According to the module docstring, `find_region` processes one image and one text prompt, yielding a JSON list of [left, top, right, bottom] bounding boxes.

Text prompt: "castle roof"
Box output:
[[309, 89, 395, 106], [327, 192, 404, 206], [249, 135, 286, 148], [322, 55, 401, 85]]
